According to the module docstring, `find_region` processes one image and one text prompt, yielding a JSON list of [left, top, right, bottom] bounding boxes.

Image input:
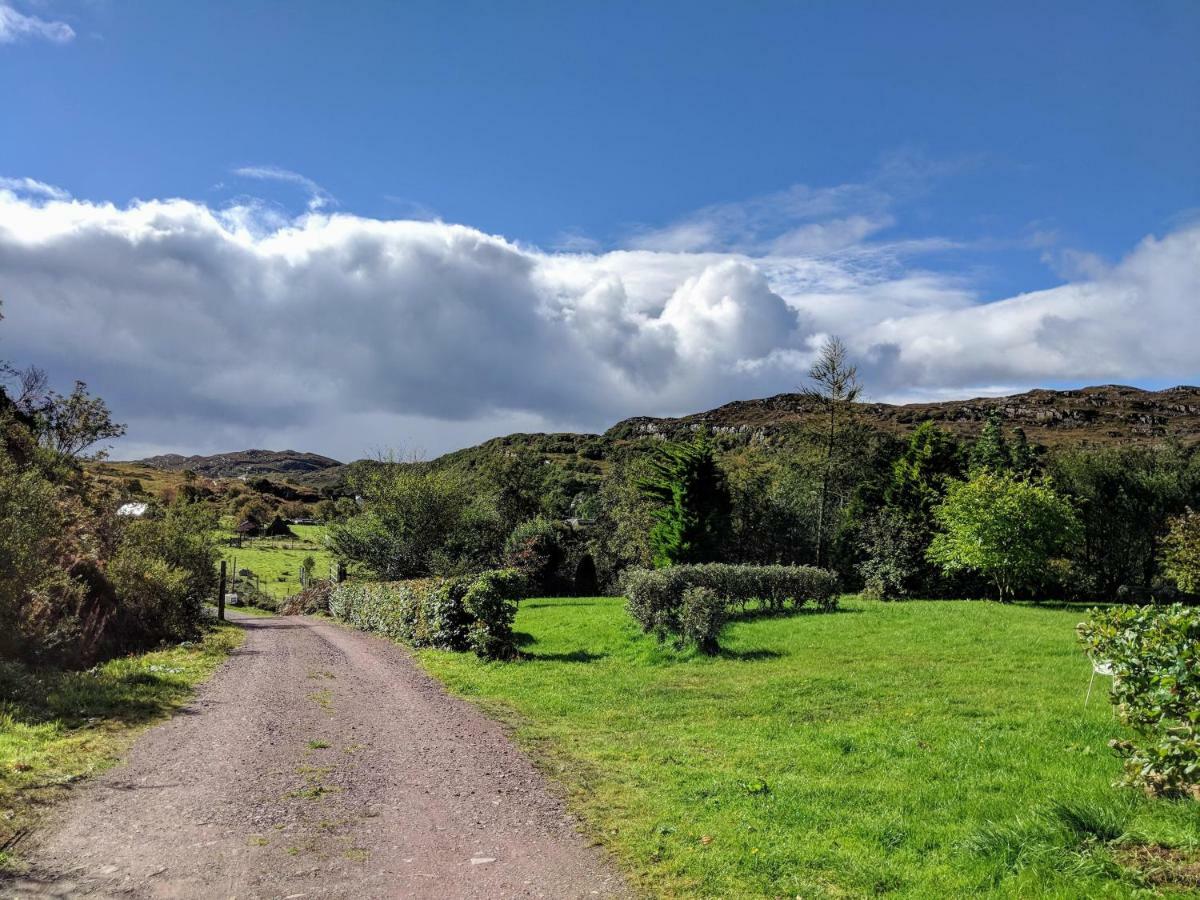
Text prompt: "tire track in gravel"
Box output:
[[5, 612, 626, 899]]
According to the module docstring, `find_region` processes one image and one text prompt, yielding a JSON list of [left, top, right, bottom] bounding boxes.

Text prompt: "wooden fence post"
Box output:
[[218, 560, 227, 621]]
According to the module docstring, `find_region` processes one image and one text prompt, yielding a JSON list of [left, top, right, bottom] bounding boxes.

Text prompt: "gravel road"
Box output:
[[6, 612, 626, 899]]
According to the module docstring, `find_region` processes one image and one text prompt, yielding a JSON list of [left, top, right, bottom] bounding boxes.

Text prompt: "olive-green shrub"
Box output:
[[330, 569, 525, 660], [623, 563, 838, 652], [679, 585, 725, 655]]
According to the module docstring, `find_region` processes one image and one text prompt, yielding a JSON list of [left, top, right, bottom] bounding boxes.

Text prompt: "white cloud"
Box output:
[[0, 186, 1196, 460], [0, 3, 74, 44], [0, 176, 70, 200], [232, 165, 334, 212]]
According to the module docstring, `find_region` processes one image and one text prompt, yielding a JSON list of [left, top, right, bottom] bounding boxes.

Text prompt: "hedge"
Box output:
[[622, 563, 839, 654], [1078, 603, 1200, 798], [330, 569, 526, 660]]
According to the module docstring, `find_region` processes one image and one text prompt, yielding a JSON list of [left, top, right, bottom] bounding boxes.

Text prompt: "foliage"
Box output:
[[1078, 604, 1200, 797], [32, 381, 126, 460], [856, 508, 928, 600], [462, 569, 527, 660], [968, 412, 1012, 475], [329, 461, 479, 579], [0, 440, 79, 660], [638, 430, 732, 568], [725, 451, 818, 566], [588, 457, 654, 590], [928, 472, 1080, 601], [886, 421, 964, 516], [420, 596, 1200, 897], [1051, 446, 1198, 600], [678, 585, 725, 655], [623, 562, 838, 651], [502, 517, 567, 594], [1162, 508, 1200, 594], [329, 569, 525, 660], [106, 501, 221, 649]]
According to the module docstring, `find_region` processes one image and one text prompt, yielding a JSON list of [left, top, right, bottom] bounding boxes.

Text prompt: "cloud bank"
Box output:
[[0, 184, 1196, 459]]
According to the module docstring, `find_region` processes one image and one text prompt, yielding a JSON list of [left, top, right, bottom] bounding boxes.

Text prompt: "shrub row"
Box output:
[[623, 563, 839, 654], [1078, 603, 1200, 798], [329, 569, 526, 660]]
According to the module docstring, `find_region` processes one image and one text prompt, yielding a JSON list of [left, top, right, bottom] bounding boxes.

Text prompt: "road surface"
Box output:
[[7, 612, 625, 899]]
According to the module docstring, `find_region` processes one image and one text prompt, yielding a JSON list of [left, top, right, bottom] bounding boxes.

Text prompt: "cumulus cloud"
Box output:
[[0, 3, 73, 44], [0, 185, 1196, 460]]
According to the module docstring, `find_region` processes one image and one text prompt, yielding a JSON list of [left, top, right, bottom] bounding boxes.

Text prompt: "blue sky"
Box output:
[[0, 1, 1197, 458]]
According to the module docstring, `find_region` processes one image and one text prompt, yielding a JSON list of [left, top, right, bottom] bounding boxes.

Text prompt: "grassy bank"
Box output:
[[0, 622, 243, 872], [418, 597, 1200, 897]]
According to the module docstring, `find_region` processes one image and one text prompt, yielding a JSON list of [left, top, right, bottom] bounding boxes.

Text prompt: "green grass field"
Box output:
[[218, 524, 336, 599], [0, 622, 243, 872], [418, 597, 1200, 897]]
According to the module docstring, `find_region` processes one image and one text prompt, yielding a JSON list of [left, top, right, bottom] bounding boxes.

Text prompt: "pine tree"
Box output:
[[886, 421, 964, 517], [1009, 427, 1038, 475], [638, 430, 732, 568], [802, 336, 862, 568], [969, 412, 1011, 474]]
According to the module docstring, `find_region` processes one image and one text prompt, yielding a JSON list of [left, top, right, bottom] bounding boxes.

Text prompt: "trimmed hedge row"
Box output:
[[330, 569, 525, 660], [623, 563, 839, 653], [1078, 603, 1200, 798]]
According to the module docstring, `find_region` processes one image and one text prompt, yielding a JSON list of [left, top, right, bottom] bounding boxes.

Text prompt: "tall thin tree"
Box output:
[[802, 336, 862, 567]]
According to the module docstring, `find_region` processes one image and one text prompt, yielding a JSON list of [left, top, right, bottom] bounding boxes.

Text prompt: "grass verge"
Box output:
[[0, 621, 243, 872], [417, 596, 1200, 897]]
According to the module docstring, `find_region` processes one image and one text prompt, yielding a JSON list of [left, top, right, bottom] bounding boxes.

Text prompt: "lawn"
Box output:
[[218, 523, 337, 599], [418, 597, 1200, 897], [0, 622, 243, 873]]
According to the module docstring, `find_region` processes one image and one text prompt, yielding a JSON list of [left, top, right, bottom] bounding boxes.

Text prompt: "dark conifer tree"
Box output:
[[638, 430, 732, 568]]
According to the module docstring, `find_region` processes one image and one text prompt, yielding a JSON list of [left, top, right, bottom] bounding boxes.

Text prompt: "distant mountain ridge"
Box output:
[[607, 385, 1200, 447], [132, 386, 1200, 487], [135, 449, 343, 479]]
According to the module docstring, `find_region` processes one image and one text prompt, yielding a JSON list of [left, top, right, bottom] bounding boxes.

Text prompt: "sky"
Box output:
[[0, 0, 1197, 461]]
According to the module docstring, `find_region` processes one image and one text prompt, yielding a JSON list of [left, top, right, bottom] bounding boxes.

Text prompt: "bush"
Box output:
[[857, 509, 927, 600], [622, 563, 838, 652], [105, 502, 219, 648], [1077, 604, 1200, 798], [1162, 508, 1200, 595], [503, 518, 567, 594], [330, 569, 525, 660], [680, 586, 725, 655], [463, 569, 527, 660]]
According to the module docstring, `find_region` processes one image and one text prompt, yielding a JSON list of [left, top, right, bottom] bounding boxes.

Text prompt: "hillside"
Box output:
[[106, 385, 1200, 501], [607, 384, 1200, 448], [134, 449, 343, 479]]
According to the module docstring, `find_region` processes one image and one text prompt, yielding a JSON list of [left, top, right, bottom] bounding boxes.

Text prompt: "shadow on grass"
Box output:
[[522, 649, 609, 663], [715, 647, 783, 661], [522, 599, 610, 610], [726, 604, 863, 625], [0, 626, 235, 731]]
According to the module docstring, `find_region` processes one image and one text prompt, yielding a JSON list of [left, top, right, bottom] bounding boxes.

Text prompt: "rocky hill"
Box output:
[[135, 449, 343, 479], [607, 385, 1200, 448]]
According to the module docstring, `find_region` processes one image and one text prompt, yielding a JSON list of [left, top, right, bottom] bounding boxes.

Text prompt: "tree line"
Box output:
[[331, 338, 1200, 604]]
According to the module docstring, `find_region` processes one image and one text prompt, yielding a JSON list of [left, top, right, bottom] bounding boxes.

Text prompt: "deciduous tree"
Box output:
[[927, 471, 1079, 601]]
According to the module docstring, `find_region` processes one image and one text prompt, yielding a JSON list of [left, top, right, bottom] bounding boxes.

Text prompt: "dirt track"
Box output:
[[6, 612, 625, 899]]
